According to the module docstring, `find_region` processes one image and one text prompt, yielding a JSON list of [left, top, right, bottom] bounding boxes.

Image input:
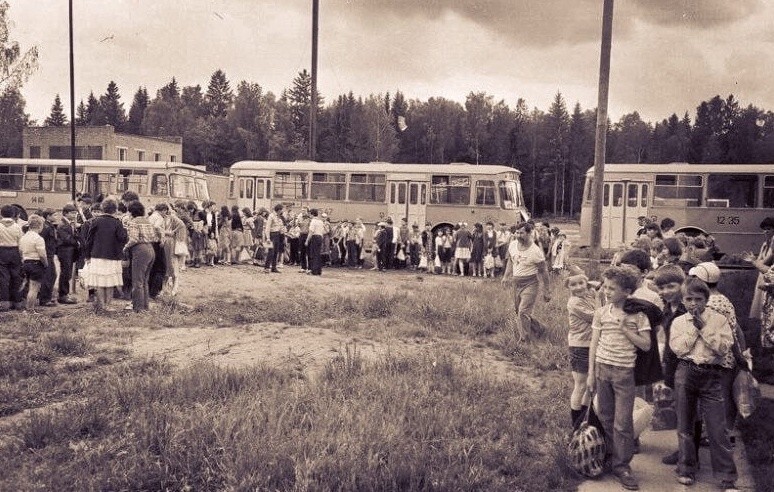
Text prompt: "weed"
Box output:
[[44, 330, 93, 357]]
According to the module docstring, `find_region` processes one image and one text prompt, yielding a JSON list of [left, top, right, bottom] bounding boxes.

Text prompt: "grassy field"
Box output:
[[0, 277, 581, 491]]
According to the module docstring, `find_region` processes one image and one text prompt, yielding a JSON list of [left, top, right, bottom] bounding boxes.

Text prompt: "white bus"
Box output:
[[579, 163, 774, 253], [228, 160, 529, 231], [0, 158, 212, 218]]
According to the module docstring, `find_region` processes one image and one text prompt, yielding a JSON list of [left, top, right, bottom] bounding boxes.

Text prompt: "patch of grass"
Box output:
[[44, 330, 93, 357], [738, 397, 774, 492], [0, 353, 579, 492]]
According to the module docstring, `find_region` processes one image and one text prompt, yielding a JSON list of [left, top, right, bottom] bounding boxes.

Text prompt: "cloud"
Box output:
[[629, 0, 762, 28]]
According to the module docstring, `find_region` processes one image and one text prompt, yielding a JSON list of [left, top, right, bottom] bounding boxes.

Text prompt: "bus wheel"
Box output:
[[674, 226, 707, 237]]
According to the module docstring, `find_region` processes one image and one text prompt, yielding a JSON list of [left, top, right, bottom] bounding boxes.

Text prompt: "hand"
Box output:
[[741, 251, 756, 263], [586, 374, 595, 394]]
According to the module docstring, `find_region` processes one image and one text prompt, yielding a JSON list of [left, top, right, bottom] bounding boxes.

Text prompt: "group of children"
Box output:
[[565, 252, 744, 491]]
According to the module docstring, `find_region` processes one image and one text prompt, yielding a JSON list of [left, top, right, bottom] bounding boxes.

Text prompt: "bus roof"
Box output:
[[230, 160, 521, 176], [585, 162, 774, 176], [0, 158, 207, 173]]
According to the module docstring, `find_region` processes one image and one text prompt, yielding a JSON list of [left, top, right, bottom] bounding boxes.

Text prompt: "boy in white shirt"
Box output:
[[18, 215, 49, 311]]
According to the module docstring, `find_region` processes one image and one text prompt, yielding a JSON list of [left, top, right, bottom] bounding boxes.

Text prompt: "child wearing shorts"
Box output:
[[18, 214, 49, 311], [566, 272, 598, 428]]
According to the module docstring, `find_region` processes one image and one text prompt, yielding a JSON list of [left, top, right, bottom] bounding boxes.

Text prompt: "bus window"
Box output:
[[603, 184, 610, 207], [0, 165, 24, 190], [627, 183, 638, 207], [25, 165, 54, 191], [707, 174, 757, 208], [430, 175, 470, 205], [612, 183, 623, 207], [255, 180, 265, 199], [117, 169, 148, 195], [641, 184, 648, 208], [398, 183, 406, 204], [765, 176, 774, 208], [584, 177, 594, 203], [195, 178, 209, 200], [274, 172, 308, 199], [245, 179, 253, 199], [348, 174, 385, 202], [86, 173, 114, 197], [151, 174, 169, 196], [420, 184, 427, 205], [53, 166, 84, 192], [498, 181, 518, 209], [239, 178, 246, 199], [475, 180, 496, 206], [170, 174, 196, 199], [409, 183, 418, 205], [311, 172, 345, 200], [653, 174, 702, 207], [390, 183, 396, 204]]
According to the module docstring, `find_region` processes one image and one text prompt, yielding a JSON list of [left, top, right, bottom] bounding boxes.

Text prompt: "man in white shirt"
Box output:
[[263, 204, 285, 273], [305, 208, 325, 275], [501, 221, 551, 339]]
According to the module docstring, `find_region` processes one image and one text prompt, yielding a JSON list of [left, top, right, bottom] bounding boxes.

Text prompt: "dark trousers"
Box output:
[[289, 237, 300, 265], [308, 234, 323, 275], [299, 233, 309, 270], [265, 232, 282, 271], [377, 246, 390, 271], [0, 247, 22, 308], [675, 361, 737, 481], [149, 242, 165, 298], [130, 243, 155, 311], [57, 247, 76, 299], [346, 240, 360, 267], [38, 254, 56, 303]]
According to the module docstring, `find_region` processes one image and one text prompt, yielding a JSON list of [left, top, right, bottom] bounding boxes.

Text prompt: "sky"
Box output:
[[6, 0, 774, 126]]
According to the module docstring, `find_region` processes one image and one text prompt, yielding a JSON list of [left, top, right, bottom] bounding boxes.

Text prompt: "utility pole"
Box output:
[[68, 0, 76, 201], [589, 0, 614, 273], [309, 0, 319, 161]]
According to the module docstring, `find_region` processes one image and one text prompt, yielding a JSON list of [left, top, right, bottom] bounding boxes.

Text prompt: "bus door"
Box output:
[[236, 176, 272, 212], [388, 178, 428, 227], [602, 181, 649, 248]]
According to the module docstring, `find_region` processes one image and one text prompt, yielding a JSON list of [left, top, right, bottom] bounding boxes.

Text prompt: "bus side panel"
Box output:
[[206, 175, 230, 205]]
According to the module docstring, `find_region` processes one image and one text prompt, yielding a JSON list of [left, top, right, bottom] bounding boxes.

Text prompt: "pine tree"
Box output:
[[44, 93, 67, 126], [0, 87, 30, 157], [126, 87, 149, 134], [85, 91, 106, 126], [158, 77, 180, 102], [75, 99, 87, 125], [205, 69, 233, 118], [546, 92, 570, 215], [286, 69, 323, 159], [100, 81, 126, 131]]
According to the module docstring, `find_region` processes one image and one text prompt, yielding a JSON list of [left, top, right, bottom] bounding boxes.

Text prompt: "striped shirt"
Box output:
[[593, 303, 650, 368], [568, 293, 596, 347], [126, 217, 160, 247]]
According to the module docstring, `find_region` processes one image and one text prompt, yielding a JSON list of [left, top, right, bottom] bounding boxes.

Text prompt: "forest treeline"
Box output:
[[2, 69, 773, 216]]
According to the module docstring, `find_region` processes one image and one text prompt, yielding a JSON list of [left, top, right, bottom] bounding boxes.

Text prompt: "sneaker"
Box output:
[[720, 480, 738, 492], [662, 450, 679, 465], [58, 297, 77, 305], [677, 474, 695, 486], [614, 470, 639, 491]]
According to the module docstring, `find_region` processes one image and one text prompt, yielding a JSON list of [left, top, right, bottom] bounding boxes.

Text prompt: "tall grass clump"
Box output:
[[0, 353, 579, 491], [44, 330, 93, 357]]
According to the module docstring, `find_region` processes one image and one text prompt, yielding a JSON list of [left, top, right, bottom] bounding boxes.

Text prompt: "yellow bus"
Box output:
[[0, 158, 212, 218], [228, 160, 529, 231], [579, 163, 774, 253]]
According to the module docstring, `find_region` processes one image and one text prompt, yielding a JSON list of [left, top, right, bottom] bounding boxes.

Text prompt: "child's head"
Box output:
[[663, 237, 683, 258], [26, 214, 44, 232], [660, 217, 675, 232], [619, 248, 651, 275], [601, 265, 640, 304], [682, 277, 711, 314], [564, 273, 590, 297], [653, 264, 686, 303]]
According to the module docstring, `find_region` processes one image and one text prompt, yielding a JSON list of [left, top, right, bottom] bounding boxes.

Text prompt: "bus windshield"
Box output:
[[170, 174, 197, 199], [498, 181, 520, 209]]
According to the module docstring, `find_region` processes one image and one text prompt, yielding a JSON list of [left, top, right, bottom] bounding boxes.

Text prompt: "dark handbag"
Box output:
[[623, 297, 665, 386]]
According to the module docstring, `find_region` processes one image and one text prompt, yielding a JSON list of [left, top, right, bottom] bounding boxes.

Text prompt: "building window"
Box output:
[[117, 147, 128, 161], [169, 155, 177, 163], [311, 172, 346, 200], [154, 153, 161, 162], [137, 150, 145, 161], [430, 175, 470, 205], [29, 146, 41, 158], [50, 146, 103, 160], [348, 173, 386, 202]]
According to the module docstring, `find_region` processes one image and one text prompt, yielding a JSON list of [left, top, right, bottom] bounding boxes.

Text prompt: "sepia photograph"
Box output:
[[0, 1, 772, 490]]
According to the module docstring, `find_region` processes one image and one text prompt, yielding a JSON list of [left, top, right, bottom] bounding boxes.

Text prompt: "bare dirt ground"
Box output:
[[121, 263, 533, 384]]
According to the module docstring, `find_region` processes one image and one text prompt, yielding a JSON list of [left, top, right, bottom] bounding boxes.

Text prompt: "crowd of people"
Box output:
[[0, 192, 574, 313], [561, 216, 774, 492]]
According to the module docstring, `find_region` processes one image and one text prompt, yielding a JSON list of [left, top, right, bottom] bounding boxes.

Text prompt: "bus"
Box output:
[[228, 160, 529, 232], [579, 163, 774, 254], [0, 158, 212, 219]]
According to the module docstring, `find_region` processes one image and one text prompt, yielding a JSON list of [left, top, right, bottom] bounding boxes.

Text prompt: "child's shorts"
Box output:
[[569, 346, 590, 373], [23, 260, 46, 282]]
